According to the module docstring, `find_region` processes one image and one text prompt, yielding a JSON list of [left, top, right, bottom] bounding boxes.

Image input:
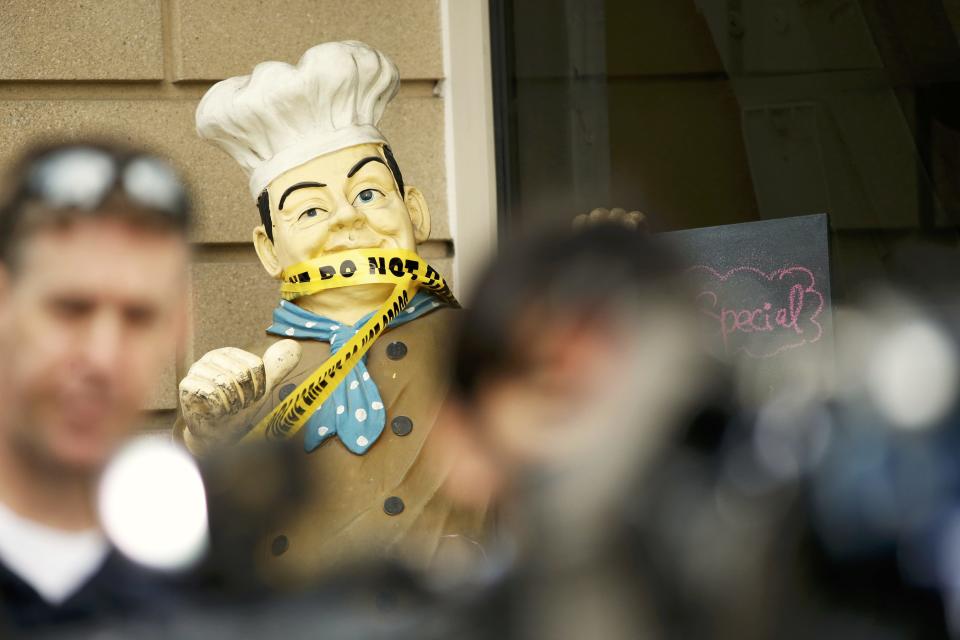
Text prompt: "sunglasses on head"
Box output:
[[13, 145, 189, 226]]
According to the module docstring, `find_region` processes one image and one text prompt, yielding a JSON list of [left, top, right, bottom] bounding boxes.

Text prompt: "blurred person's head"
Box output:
[[432, 224, 713, 639], [440, 224, 707, 511], [0, 141, 191, 475]]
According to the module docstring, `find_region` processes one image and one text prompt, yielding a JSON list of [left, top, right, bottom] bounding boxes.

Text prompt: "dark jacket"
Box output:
[[0, 548, 179, 637]]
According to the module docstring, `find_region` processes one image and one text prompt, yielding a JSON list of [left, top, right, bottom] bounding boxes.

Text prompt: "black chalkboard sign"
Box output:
[[662, 214, 832, 396]]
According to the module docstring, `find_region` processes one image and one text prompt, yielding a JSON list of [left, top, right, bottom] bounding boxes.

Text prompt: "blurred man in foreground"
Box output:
[[435, 223, 712, 638], [0, 141, 191, 633]]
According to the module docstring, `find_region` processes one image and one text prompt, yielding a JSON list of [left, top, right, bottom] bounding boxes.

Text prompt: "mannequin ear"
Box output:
[[403, 186, 431, 243], [253, 225, 282, 279]]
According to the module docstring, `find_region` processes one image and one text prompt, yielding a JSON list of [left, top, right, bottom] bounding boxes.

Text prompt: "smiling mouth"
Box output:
[[324, 238, 386, 253]]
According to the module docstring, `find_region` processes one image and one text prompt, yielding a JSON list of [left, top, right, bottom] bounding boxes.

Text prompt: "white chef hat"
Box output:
[[196, 41, 400, 201]]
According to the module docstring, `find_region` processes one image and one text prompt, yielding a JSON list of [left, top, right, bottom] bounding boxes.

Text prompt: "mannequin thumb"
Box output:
[[262, 339, 303, 394]]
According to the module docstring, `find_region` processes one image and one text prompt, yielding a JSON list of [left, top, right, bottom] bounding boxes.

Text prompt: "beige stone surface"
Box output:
[[0, 95, 449, 243], [144, 358, 179, 411], [172, 0, 443, 81], [138, 411, 178, 435], [0, 0, 164, 80], [385, 96, 450, 241], [190, 260, 279, 360]]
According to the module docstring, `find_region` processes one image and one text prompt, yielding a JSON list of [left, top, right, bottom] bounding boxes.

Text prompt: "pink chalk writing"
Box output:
[[689, 266, 825, 359]]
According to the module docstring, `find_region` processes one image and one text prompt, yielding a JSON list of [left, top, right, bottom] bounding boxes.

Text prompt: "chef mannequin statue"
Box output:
[[175, 41, 489, 582]]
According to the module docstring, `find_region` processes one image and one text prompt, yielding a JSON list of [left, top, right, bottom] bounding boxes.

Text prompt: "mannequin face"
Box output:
[[254, 143, 430, 278]]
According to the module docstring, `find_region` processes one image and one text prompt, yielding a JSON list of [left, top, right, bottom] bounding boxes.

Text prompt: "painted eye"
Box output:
[[353, 188, 384, 206], [298, 208, 325, 221]]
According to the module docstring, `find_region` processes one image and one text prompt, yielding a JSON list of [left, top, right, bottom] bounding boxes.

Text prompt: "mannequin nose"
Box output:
[[330, 203, 364, 230]]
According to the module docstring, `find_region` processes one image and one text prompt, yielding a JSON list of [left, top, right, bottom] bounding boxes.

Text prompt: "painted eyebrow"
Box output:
[[278, 181, 327, 210], [346, 156, 387, 179]]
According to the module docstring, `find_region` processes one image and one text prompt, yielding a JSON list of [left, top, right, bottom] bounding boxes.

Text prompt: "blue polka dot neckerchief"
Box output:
[[266, 291, 445, 454]]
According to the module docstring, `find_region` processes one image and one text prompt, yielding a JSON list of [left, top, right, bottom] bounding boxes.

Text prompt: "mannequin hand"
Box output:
[[573, 207, 647, 231], [179, 340, 302, 452]]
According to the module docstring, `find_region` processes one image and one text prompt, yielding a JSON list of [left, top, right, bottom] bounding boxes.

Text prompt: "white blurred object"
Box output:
[[97, 438, 208, 571], [30, 147, 116, 210], [123, 156, 183, 214], [867, 320, 958, 430]]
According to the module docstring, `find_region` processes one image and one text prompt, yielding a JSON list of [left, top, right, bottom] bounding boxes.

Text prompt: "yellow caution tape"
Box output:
[[241, 248, 458, 442]]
